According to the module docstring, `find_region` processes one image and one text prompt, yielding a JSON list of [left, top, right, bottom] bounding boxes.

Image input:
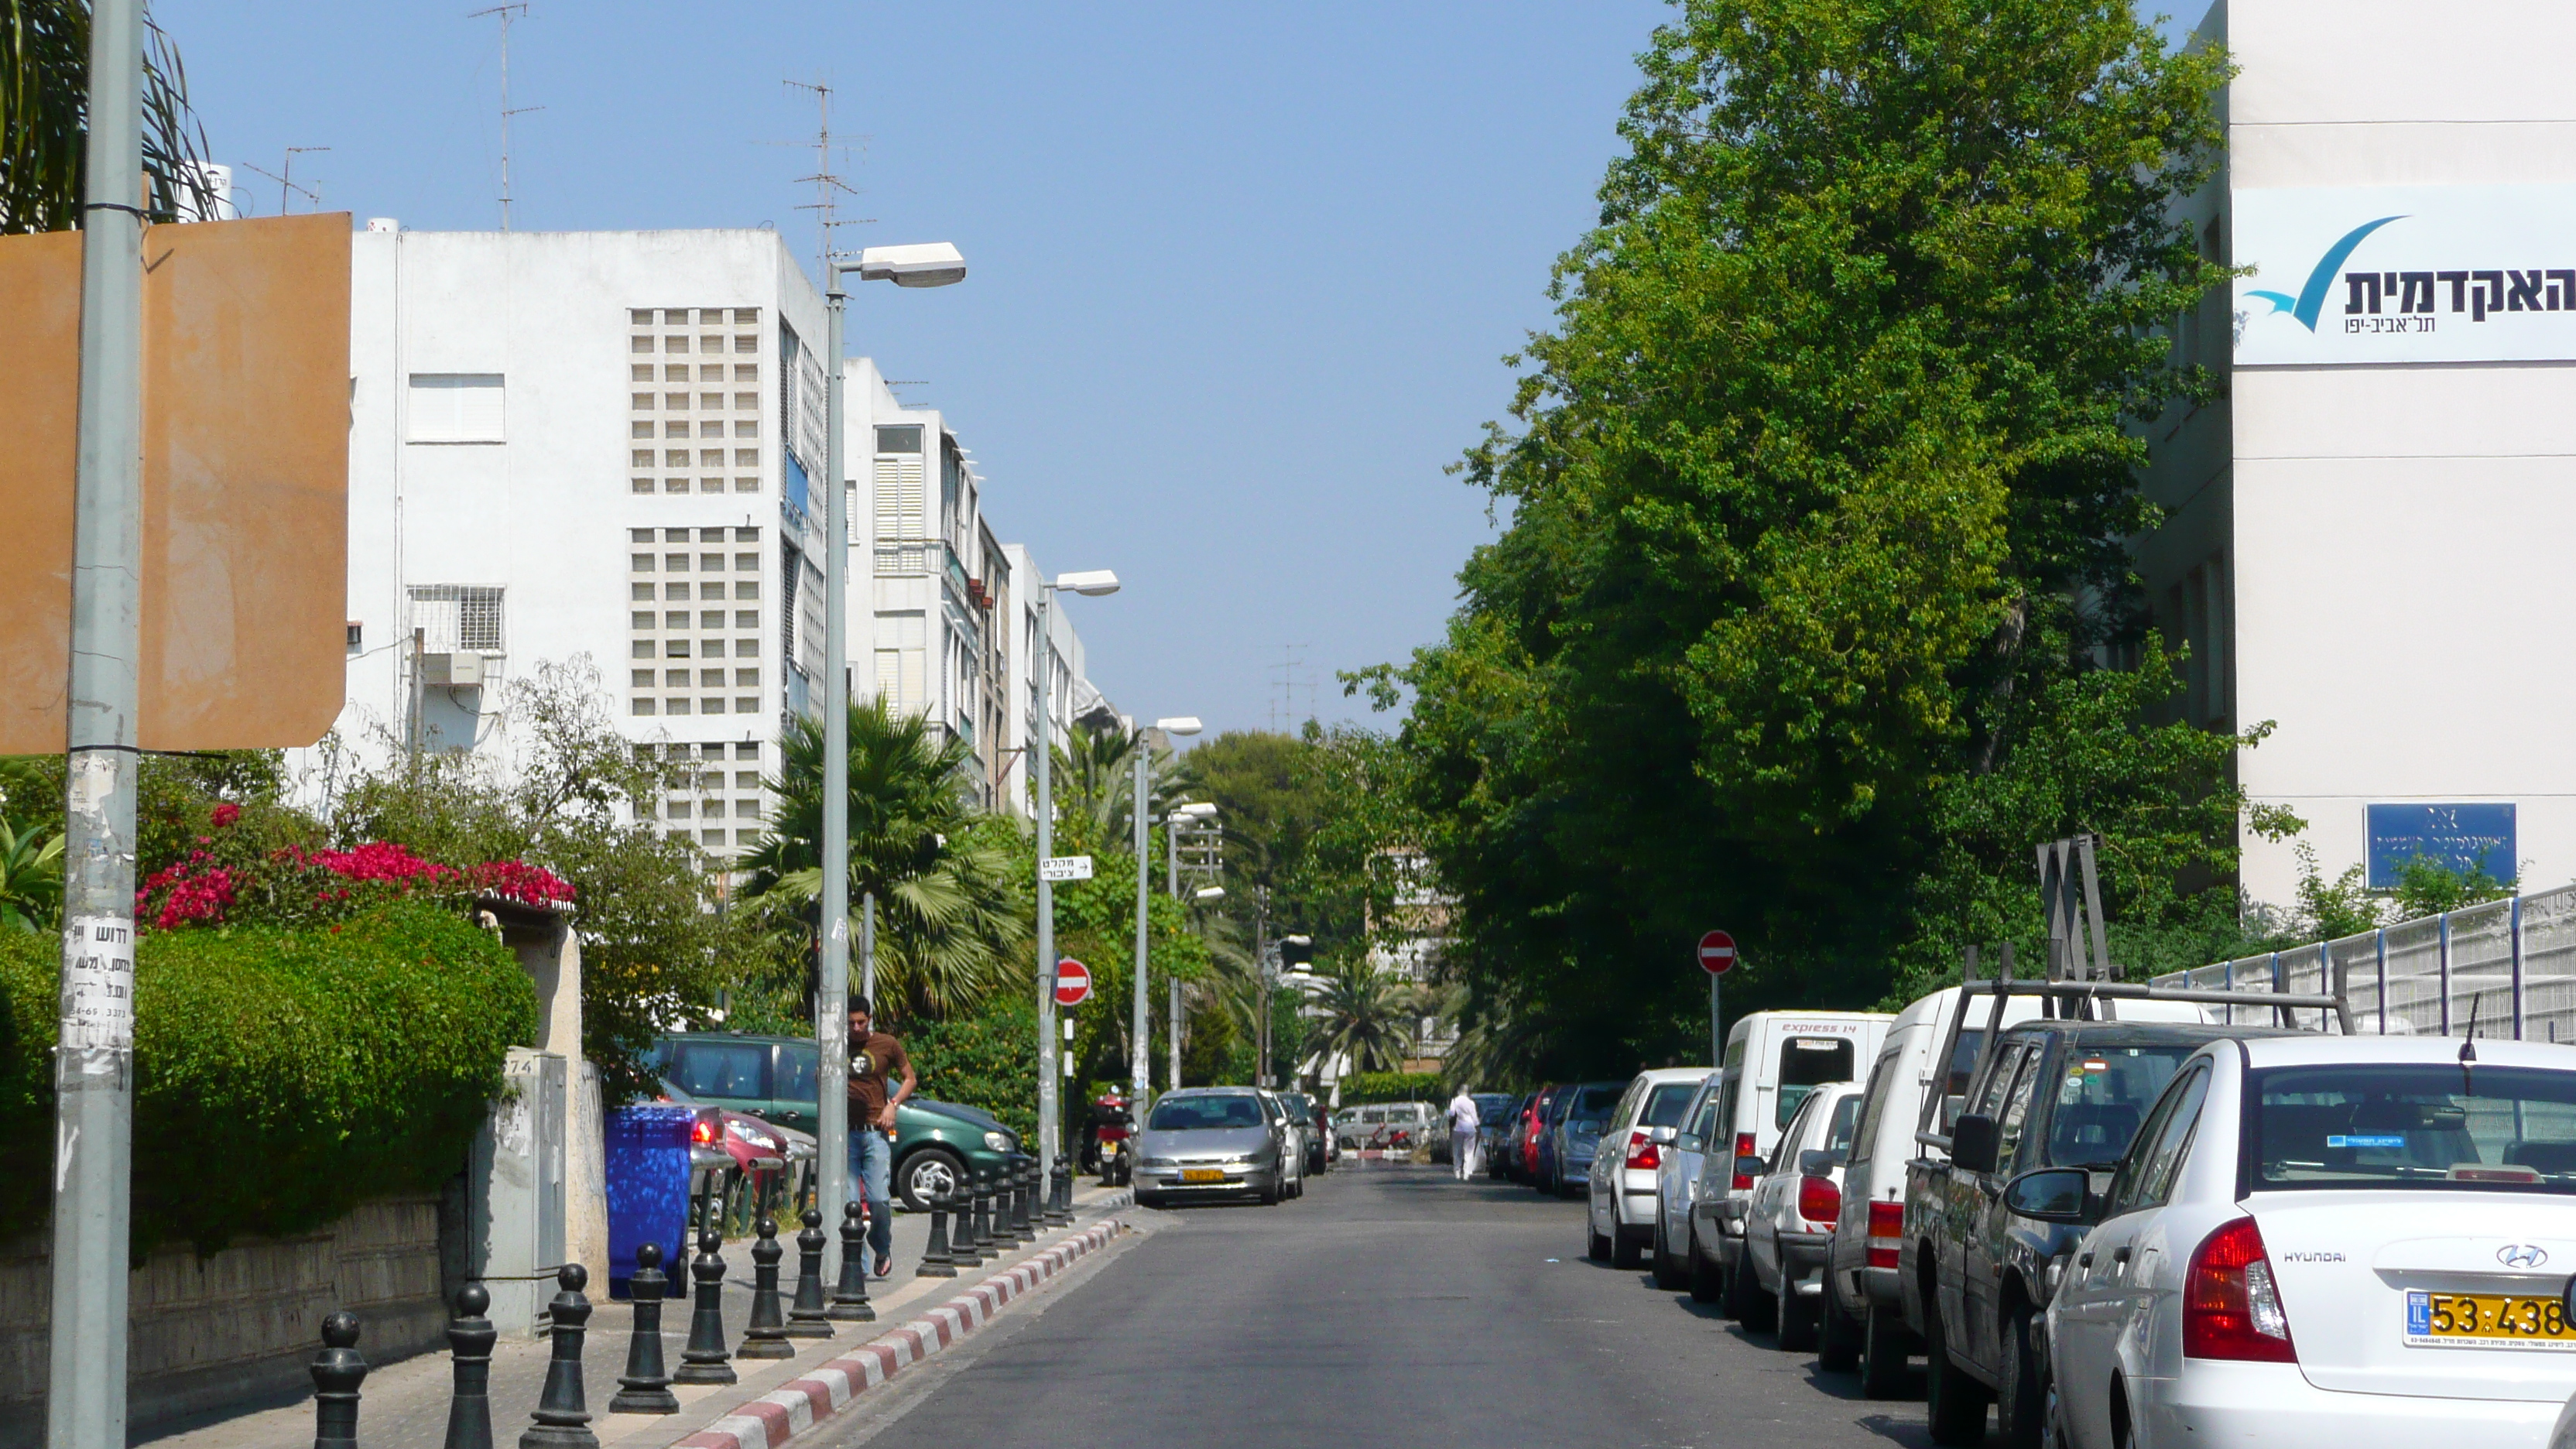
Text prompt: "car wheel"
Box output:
[[1259, 1177, 1282, 1206], [1925, 1292, 1993, 1445], [1777, 1259, 1820, 1351], [1726, 1240, 1777, 1332], [897, 1146, 965, 1213], [1136, 1190, 1166, 1210], [1687, 1225, 1725, 1303], [1859, 1297, 1912, 1399], [1818, 1287, 1862, 1372], [1651, 1214, 1688, 1290], [1996, 1306, 2046, 1449], [1586, 1211, 1612, 1262], [1612, 1219, 1645, 1270]]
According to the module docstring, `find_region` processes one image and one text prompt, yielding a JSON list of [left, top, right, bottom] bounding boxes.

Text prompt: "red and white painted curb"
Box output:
[[673, 1218, 1125, 1449]]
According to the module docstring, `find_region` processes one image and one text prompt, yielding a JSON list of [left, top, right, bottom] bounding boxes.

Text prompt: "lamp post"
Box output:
[[1032, 568, 1119, 1183], [1165, 801, 1220, 1092], [1132, 719, 1200, 1118], [819, 240, 965, 1287]]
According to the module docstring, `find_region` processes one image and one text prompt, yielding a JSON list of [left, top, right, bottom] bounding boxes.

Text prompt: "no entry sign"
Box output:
[[1697, 931, 1737, 976], [1053, 957, 1093, 1007]]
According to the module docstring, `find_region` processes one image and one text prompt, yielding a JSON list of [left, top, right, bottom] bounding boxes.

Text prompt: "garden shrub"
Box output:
[[903, 996, 1037, 1141], [0, 900, 536, 1256], [1338, 1070, 1443, 1105]]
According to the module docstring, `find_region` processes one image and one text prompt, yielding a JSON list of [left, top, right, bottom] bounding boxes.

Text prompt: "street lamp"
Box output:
[[1033, 567, 1118, 1184], [1131, 718, 1201, 1119], [818, 240, 965, 1286], [1166, 804, 1221, 1091]]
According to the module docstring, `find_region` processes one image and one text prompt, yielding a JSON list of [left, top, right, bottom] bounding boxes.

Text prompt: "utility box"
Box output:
[[422, 651, 487, 687], [467, 1047, 567, 1335]]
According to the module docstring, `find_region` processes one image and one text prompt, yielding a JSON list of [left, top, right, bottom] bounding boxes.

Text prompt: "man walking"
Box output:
[[1447, 1085, 1482, 1181], [848, 997, 916, 1276]]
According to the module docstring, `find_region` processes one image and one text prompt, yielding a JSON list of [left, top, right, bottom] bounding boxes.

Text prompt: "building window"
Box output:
[[735, 476, 759, 493], [734, 334, 757, 353], [632, 478, 653, 494], [735, 611, 759, 629], [669, 478, 693, 494], [701, 611, 725, 629], [631, 670, 653, 687], [406, 374, 505, 444], [733, 552, 757, 570], [665, 450, 690, 468], [664, 610, 688, 629], [735, 635, 757, 656], [734, 308, 759, 325], [630, 423, 653, 440], [735, 770, 761, 788], [735, 581, 759, 600], [875, 425, 922, 454], [630, 640, 653, 659], [736, 742, 760, 760], [733, 420, 759, 439], [734, 448, 758, 467], [734, 800, 759, 819], [735, 364, 758, 382], [665, 335, 689, 354], [632, 698, 656, 715], [667, 697, 691, 715], [631, 336, 653, 355], [700, 668, 725, 688], [665, 553, 690, 571], [406, 584, 505, 653], [633, 450, 655, 468], [701, 553, 725, 571], [701, 697, 725, 714], [665, 365, 689, 383], [702, 828, 728, 847], [665, 639, 690, 657], [704, 449, 727, 468], [667, 800, 691, 820], [701, 392, 724, 411], [734, 392, 758, 410], [663, 422, 687, 438], [735, 668, 759, 688], [664, 392, 689, 411]]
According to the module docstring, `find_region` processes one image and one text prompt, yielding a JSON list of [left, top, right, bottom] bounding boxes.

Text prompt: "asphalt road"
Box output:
[[814, 1160, 1944, 1449]]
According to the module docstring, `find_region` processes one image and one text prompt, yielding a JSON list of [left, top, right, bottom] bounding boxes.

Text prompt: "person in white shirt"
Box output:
[[1447, 1088, 1482, 1180]]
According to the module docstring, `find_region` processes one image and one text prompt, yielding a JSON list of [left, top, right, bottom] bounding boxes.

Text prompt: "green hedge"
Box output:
[[1338, 1070, 1444, 1105], [903, 997, 1036, 1142], [0, 902, 535, 1257]]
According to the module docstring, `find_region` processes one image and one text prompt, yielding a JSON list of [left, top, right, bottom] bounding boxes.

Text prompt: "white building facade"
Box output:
[[2144, 1, 2576, 914]]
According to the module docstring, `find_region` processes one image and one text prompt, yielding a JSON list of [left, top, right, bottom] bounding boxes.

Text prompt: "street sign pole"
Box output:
[[53, 2, 143, 1445], [1710, 971, 1721, 1070], [1697, 930, 1737, 1067]]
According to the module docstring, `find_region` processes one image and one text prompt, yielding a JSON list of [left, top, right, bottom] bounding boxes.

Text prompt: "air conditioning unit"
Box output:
[[422, 651, 488, 687]]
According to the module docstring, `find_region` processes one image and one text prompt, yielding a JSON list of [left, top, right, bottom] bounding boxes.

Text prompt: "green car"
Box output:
[[649, 1032, 1022, 1211]]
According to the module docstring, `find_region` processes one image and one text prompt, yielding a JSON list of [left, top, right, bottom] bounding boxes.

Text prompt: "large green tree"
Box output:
[[1376, 0, 2260, 1077]]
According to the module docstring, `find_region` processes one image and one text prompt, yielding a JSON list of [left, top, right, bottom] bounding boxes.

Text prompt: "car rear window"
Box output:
[[1149, 1095, 1265, 1130], [1570, 1085, 1621, 1122], [670, 1041, 769, 1099], [1823, 1092, 1863, 1162], [779, 1043, 817, 1105], [2248, 1063, 2576, 1194], [1643, 1083, 1698, 1128], [2044, 1044, 2195, 1168], [1779, 1037, 1855, 1128]]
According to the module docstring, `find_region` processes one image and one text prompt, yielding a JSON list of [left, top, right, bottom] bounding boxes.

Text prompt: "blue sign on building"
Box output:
[[2365, 803, 2516, 890], [783, 448, 812, 517]]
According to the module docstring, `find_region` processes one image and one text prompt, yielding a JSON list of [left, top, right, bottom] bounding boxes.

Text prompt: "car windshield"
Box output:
[[2249, 1063, 2576, 1194], [668, 1041, 769, 1099], [1569, 1085, 1620, 1125], [1149, 1095, 1265, 1131], [1643, 1082, 1700, 1128], [1277, 1094, 1312, 1117], [2043, 1044, 2196, 1168]]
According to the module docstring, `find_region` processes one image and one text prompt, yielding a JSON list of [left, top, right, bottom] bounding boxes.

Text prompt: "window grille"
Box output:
[[406, 585, 505, 653]]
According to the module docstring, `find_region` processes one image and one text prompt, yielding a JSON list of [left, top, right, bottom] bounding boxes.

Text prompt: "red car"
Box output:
[[1520, 1084, 1563, 1184]]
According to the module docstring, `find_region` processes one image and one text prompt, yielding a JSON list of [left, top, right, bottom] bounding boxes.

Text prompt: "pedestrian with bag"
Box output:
[[1446, 1086, 1482, 1181], [848, 997, 916, 1277]]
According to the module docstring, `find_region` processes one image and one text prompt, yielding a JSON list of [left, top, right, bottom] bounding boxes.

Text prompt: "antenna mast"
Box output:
[[783, 78, 870, 275], [240, 146, 326, 216], [469, 5, 541, 230]]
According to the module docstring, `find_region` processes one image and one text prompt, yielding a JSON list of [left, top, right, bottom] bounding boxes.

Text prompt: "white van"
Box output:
[[1824, 985, 2211, 1396], [1687, 1011, 1893, 1296]]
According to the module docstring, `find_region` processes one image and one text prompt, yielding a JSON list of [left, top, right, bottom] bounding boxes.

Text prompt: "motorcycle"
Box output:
[[1080, 1089, 1135, 1187]]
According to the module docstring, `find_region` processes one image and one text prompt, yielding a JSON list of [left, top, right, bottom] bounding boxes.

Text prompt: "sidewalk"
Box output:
[[139, 1185, 1133, 1449]]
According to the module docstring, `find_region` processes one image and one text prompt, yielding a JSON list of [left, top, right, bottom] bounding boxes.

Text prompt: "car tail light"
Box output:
[[2184, 1216, 2296, 1362], [690, 1117, 716, 1146], [1732, 1132, 1758, 1190], [1866, 1200, 1903, 1269], [1797, 1175, 1841, 1225], [1624, 1129, 1660, 1171]]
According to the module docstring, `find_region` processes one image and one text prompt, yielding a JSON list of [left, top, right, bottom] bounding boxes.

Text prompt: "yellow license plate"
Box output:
[[1180, 1168, 1225, 1184], [2406, 1292, 2576, 1349]]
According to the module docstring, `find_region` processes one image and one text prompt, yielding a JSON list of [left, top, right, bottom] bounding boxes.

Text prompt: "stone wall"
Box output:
[[0, 1196, 446, 1447]]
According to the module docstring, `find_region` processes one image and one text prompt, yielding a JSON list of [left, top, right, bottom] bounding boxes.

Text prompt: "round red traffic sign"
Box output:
[[1053, 958, 1093, 1007], [1697, 931, 1737, 976]]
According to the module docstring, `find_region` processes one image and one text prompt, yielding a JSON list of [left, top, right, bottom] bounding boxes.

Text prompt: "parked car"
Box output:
[[650, 1031, 1023, 1211], [1529, 1084, 1568, 1188], [1276, 1090, 1331, 1173], [1827, 988, 2212, 1396], [1259, 1089, 1307, 1199], [1585, 1067, 1714, 1266], [1468, 1092, 1518, 1172], [1653, 1075, 1727, 1290], [1692, 1012, 1896, 1312], [1736, 1081, 1866, 1356], [1483, 1093, 1527, 1180], [2047, 1034, 2576, 1449], [1136, 1087, 1293, 1207], [1337, 1100, 1438, 1154], [1549, 1081, 1624, 1198], [1906, 1016, 2273, 1447]]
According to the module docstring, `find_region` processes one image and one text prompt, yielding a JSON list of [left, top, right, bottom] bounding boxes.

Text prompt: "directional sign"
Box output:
[[1697, 930, 1738, 976], [1040, 855, 1094, 882], [1053, 957, 1093, 1007]]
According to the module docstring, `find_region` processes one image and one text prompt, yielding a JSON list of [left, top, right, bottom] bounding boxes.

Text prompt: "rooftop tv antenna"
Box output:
[[1270, 644, 1310, 731], [781, 78, 874, 274], [238, 146, 327, 215], [468, 4, 543, 230]]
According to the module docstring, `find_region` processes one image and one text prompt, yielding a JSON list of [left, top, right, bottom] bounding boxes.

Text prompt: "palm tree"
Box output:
[[1308, 954, 1421, 1076], [739, 701, 1026, 1019], [1051, 716, 1193, 842], [4, 0, 221, 234]]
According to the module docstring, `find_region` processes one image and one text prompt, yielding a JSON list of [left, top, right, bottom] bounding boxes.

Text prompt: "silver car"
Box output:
[[1135, 1088, 1291, 1207]]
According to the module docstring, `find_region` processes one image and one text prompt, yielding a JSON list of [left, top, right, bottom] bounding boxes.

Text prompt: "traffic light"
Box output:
[[1279, 935, 1314, 969]]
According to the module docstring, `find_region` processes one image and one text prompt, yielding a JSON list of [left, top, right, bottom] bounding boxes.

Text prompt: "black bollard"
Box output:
[[784, 1208, 834, 1338], [444, 1286, 497, 1449], [519, 1264, 599, 1449], [968, 1167, 997, 1259], [1051, 1160, 1074, 1224], [1014, 1158, 1038, 1237], [673, 1226, 736, 1386], [735, 1214, 795, 1359], [916, 1180, 957, 1278], [828, 1200, 877, 1320], [608, 1243, 680, 1414], [948, 1174, 985, 1268], [988, 1167, 1020, 1250], [312, 1311, 367, 1449]]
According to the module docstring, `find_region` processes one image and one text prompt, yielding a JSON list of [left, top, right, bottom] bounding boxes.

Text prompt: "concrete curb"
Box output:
[[670, 1213, 1128, 1449]]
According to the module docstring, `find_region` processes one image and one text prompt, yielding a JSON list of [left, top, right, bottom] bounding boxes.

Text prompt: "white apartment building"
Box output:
[[998, 543, 1109, 817], [309, 221, 1106, 851], [2144, 1, 2576, 914]]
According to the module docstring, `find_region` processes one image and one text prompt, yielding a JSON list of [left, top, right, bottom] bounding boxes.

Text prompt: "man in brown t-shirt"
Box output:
[[847, 997, 915, 1274]]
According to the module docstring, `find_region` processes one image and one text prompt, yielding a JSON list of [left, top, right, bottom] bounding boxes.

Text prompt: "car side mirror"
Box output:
[[1733, 1154, 1768, 1180], [1951, 1113, 2000, 1175], [1677, 1133, 1704, 1153], [2002, 1167, 2098, 1225], [1649, 1125, 1677, 1146], [1798, 1149, 1837, 1177]]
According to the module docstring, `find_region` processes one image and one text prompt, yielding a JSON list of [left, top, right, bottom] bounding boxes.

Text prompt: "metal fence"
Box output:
[[2151, 884, 2576, 1042]]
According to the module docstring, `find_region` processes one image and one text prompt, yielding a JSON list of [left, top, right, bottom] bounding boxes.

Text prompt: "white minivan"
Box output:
[[1826, 985, 2211, 1396], [1690, 1011, 1894, 1300]]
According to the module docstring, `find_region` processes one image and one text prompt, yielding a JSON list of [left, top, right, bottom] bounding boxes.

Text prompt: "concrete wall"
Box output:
[[0, 1197, 444, 1447]]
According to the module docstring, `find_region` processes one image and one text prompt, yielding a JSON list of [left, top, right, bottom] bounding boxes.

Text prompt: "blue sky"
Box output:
[[159, 1, 1671, 737], [160, 1, 2214, 739]]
